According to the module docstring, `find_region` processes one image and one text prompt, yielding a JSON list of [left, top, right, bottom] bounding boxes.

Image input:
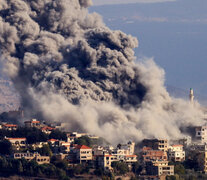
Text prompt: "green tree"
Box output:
[[174, 164, 185, 175], [74, 136, 92, 147], [52, 158, 68, 171], [49, 129, 67, 141], [111, 161, 129, 175], [166, 176, 175, 180], [37, 144, 53, 157], [132, 162, 142, 175]]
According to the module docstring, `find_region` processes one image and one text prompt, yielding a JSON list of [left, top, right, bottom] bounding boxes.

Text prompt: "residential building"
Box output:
[[142, 147, 168, 162], [14, 152, 39, 160], [142, 139, 169, 152], [195, 126, 207, 144], [24, 119, 40, 128], [6, 137, 26, 149], [41, 126, 55, 134], [59, 141, 71, 153], [14, 152, 50, 164], [48, 139, 59, 145], [117, 141, 135, 155], [146, 160, 174, 176], [35, 156, 50, 164], [73, 145, 93, 163], [157, 139, 169, 152], [168, 145, 185, 162], [2, 124, 18, 131], [66, 132, 88, 143], [93, 146, 105, 156], [97, 154, 116, 171], [31, 142, 48, 150], [97, 153, 137, 171]]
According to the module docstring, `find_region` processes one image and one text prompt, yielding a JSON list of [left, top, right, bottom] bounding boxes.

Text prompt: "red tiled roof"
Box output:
[[31, 121, 40, 124], [6, 137, 26, 140], [104, 155, 112, 157], [172, 144, 183, 147], [41, 126, 55, 131], [142, 147, 152, 151], [75, 145, 91, 150], [48, 139, 58, 142], [3, 124, 17, 127], [125, 155, 137, 157]]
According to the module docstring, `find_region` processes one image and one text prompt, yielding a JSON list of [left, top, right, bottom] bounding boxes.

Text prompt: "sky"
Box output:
[[93, 0, 176, 6], [90, 0, 207, 101]]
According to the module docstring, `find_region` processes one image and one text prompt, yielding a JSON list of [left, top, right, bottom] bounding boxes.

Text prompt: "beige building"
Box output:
[[74, 145, 93, 163], [142, 147, 168, 162], [203, 151, 207, 174], [6, 137, 26, 149], [157, 139, 169, 152], [2, 124, 18, 131], [14, 152, 50, 164], [117, 141, 135, 155], [146, 160, 174, 176], [168, 145, 185, 162], [97, 153, 137, 171], [142, 139, 169, 152]]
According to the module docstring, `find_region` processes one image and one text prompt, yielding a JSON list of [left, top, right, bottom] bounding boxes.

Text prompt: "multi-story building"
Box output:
[[117, 141, 135, 155], [195, 126, 207, 144], [168, 144, 185, 162], [24, 119, 40, 128], [74, 145, 93, 163], [97, 153, 137, 171], [142, 139, 169, 152], [97, 154, 117, 171], [157, 139, 169, 152], [146, 160, 174, 176], [142, 147, 168, 162]]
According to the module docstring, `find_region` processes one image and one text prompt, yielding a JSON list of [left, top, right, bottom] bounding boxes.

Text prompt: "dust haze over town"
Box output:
[[0, 0, 206, 145]]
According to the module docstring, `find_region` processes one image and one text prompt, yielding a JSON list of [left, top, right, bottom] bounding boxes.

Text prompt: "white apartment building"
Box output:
[[168, 144, 185, 162]]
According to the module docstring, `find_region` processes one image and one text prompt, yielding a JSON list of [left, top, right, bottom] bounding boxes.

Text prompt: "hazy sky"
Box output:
[[93, 0, 176, 6]]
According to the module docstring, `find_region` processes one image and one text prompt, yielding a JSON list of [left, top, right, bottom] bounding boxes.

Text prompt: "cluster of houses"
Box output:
[[2, 118, 207, 178]]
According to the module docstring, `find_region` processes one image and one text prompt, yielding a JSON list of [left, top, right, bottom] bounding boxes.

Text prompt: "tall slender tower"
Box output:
[[189, 88, 194, 103]]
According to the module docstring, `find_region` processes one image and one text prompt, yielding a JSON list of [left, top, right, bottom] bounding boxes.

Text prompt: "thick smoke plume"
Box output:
[[0, 0, 204, 144]]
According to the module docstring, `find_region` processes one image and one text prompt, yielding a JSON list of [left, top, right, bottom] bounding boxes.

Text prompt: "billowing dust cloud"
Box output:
[[0, 0, 204, 144]]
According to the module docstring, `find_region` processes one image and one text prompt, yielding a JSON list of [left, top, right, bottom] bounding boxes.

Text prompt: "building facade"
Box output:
[[168, 145, 185, 162]]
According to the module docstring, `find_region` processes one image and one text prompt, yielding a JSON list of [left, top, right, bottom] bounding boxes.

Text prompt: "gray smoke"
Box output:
[[0, 0, 204, 144]]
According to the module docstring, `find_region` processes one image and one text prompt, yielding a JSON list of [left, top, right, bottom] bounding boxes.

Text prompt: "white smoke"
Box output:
[[0, 0, 204, 144]]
